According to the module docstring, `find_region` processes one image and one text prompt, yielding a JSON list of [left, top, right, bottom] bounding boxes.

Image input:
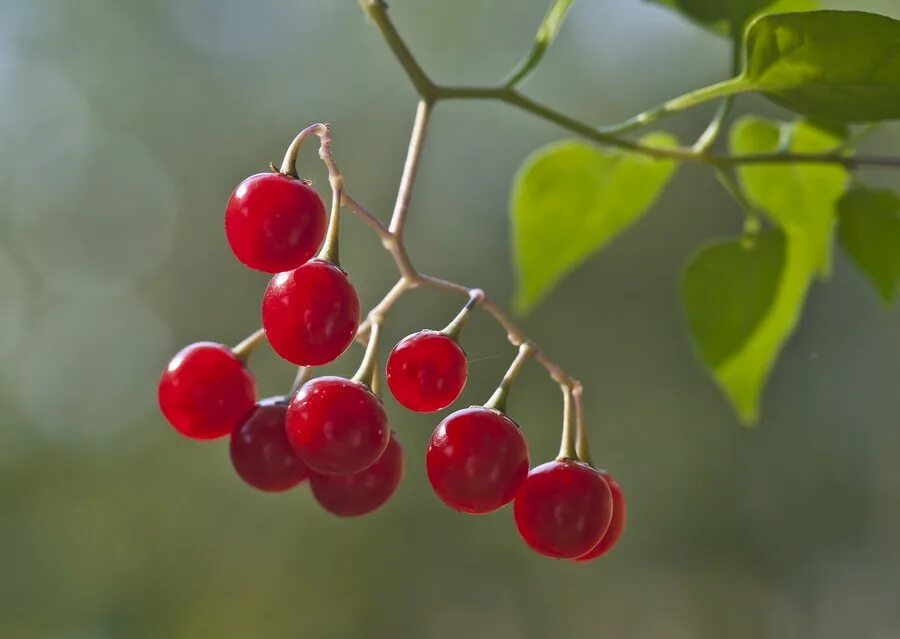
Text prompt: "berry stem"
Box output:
[[288, 366, 313, 397], [557, 385, 577, 461], [484, 342, 536, 414], [440, 289, 484, 341], [351, 321, 382, 390], [279, 123, 326, 178], [317, 175, 343, 265], [232, 328, 267, 362], [572, 382, 593, 466]]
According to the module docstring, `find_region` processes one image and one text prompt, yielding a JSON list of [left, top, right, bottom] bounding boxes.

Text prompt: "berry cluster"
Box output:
[[158, 127, 624, 560]]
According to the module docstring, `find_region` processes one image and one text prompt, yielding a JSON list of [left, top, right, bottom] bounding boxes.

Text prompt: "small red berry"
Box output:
[[310, 432, 404, 517], [262, 259, 360, 366], [386, 330, 467, 413], [426, 406, 529, 514], [158, 342, 256, 440], [225, 173, 327, 273], [286, 376, 389, 476], [229, 398, 309, 492], [514, 460, 613, 559], [576, 471, 625, 561]]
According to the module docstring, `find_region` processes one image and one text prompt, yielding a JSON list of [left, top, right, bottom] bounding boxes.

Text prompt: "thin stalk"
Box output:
[[232, 328, 267, 362], [693, 37, 742, 153], [572, 383, 592, 465], [484, 342, 536, 413], [288, 366, 313, 397], [440, 289, 484, 340], [503, 0, 576, 88], [317, 174, 343, 265], [557, 385, 577, 461], [389, 100, 432, 238], [352, 321, 382, 389]]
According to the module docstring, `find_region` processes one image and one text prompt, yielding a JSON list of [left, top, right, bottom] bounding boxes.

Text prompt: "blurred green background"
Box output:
[[2, 1, 899, 637]]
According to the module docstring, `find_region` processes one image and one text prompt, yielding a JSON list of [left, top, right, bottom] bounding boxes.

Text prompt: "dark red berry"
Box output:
[[514, 460, 613, 559], [386, 330, 467, 413], [286, 376, 389, 476], [426, 406, 529, 514], [262, 259, 360, 366], [158, 342, 256, 440], [229, 398, 309, 492], [576, 471, 625, 562], [310, 432, 404, 516], [225, 172, 327, 273]]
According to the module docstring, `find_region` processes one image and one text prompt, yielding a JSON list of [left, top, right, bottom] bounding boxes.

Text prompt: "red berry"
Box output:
[[229, 398, 309, 492], [386, 330, 467, 413], [576, 471, 625, 561], [310, 432, 404, 517], [286, 376, 389, 476], [225, 173, 327, 273], [158, 342, 256, 440], [514, 460, 613, 559], [426, 406, 529, 514], [262, 259, 360, 366]]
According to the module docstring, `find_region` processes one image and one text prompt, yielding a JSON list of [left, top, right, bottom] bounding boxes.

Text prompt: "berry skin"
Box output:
[[386, 330, 467, 413], [158, 342, 256, 440], [426, 407, 529, 514], [576, 471, 625, 562], [262, 259, 360, 366], [225, 172, 327, 273], [514, 460, 613, 559], [286, 376, 389, 476], [230, 398, 309, 492], [310, 432, 404, 517]]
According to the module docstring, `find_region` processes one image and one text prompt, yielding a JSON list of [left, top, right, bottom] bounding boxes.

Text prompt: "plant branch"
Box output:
[[359, 1, 900, 171], [693, 36, 741, 153], [389, 100, 431, 238], [503, 0, 576, 88], [359, 0, 437, 100]]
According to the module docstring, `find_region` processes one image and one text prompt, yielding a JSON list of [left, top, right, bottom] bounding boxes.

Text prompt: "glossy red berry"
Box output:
[[386, 330, 467, 413], [514, 460, 613, 559], [158, 342, 256, 440], [262, 259, 360, 366], [426, 406, 529, 514], [225, 172, 327, 273], [229, 398, 309, 492], [286, 376, 389, 476], [310, 432, 404, 516], [576, 471, 625, 562]]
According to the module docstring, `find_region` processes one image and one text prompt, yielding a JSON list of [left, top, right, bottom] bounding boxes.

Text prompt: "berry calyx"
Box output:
[[576, 471, 625, 561], [286, 376, 389, 475], [262, 259, 360, 366], [426, 406, 529, 513], [225, 172, 327, 273], [514, 459, 613, 559], [386, 330, 467, 412], [229, 398, 309, 492], [158, 342, 256, 440], [310, 431, 404, 516]]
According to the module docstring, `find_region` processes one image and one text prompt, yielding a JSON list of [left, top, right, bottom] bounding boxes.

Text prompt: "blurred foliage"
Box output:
[[1, 0, 899, 638]]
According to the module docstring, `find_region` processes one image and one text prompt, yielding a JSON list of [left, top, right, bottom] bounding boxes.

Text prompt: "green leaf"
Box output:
[[731, 116, 848, 276], [669, 11, 900, 121], [681, 230, 816, 424], [648, 0, 816, 37], [838, 186, 900, 302], [511, 133, 678, 313]]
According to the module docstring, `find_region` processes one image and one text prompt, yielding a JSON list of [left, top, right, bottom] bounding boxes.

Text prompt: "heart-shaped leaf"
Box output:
[[682, 229, 816, 424], [511, 133, 678, 313], [838, 186, 900, 303]]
